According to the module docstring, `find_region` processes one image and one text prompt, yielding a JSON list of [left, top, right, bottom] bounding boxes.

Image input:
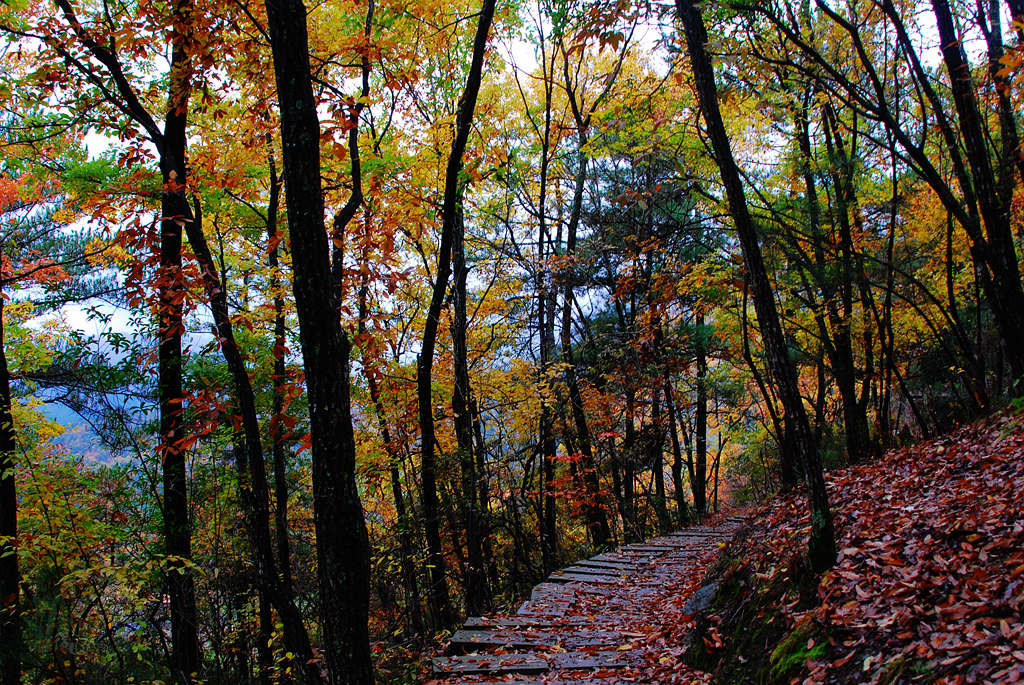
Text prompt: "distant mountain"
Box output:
[[36, 401, 117, 464]]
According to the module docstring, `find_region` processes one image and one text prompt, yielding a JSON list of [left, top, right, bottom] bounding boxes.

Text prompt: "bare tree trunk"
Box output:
[[159, 7, 200, 675], [264, 0, 373, 679], [0, 294, 20, 685], [664, 382, 689, 525], [452, 204, 491, 615], [930, 0, 1024, 382], [694, 312, 708, 520], [266, 155, 295, 596], [414, 0, 496, 625], [676, 0, 836, 571], [560, 143, 611, 549], [650, 388, 672, 533]]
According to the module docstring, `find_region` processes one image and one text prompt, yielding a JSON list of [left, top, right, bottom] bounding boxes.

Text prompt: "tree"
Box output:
[[263, 0, 374, 681], [675, 0, 837, 571], [416, 0, 497, 621]]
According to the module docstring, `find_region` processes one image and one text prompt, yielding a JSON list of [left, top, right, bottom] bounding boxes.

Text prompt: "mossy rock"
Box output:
[[684, 551, 829, 684], [768, 618, 826, 682]]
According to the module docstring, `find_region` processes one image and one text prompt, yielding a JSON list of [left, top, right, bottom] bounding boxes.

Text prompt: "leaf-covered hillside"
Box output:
[[689, 409, 1024, 684]]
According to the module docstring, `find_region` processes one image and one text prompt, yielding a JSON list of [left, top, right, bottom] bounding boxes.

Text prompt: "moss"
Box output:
[[768, 619, 826, 682], [685, 551, 829, 685], [871, 654, 935, 684]]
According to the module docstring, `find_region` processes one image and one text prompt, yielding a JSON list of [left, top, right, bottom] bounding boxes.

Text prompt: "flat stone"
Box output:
[[573, 559, 643, 571], [431, 650, 627, 676], [559, 565, 626, 577], [449, 628, 621, 653], [463, 616, 588, 629], [547, 571, 618, 584], [683, 582, 719, 613], [432, 653, 547, 675]]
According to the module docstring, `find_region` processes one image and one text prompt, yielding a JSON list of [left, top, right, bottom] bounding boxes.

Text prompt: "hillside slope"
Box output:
[[686, 409, 1024, 684]]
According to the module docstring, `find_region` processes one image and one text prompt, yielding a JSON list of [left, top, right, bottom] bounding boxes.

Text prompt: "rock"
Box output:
[[684, 582, 719, 614]]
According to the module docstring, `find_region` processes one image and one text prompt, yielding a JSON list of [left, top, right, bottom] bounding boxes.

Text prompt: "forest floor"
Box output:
[[424, 514, 747, 684], [421, 407, 1024, 684], [690, 407, 1024, 684]]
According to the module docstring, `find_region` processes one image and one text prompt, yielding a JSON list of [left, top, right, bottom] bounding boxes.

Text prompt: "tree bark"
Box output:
[[264, 0, 374, 680], [650, 388, 671, 533], [664, 381, 689, 525], [694, 311, 708, 520], [159, 7, 200, 676], [930, 0, 1024, 382], [560, 147, 611, 549], [415, 0, 496, 625], [676, 0, 836, 571], [266, 154, 295, 596], [452, 204, 492, 615], [0, 294, 21, 685]]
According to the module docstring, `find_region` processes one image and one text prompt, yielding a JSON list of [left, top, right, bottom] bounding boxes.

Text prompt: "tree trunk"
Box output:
[[796, 100, 871, 463], [159, 10, 200, 676], [621, 396, 639, 543], [264, 0, 373, 680], [676, 0, 836, 571], [257, 594, 272, 685], [0, 294, 21, 685], [664, 381, 689, 526], [931, 0, 1024, 381], [185, 200, 321, 683], [267, 155, 295, 596], [452, 205, 491, 615], [694, 312, 708, 520], [559, 143, 610, 549], [414, 0, 496, 625], [471, 401, 500, 592]]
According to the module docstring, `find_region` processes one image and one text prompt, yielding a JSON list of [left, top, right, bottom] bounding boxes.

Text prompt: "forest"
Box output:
[[0, 0, 1021, 681]]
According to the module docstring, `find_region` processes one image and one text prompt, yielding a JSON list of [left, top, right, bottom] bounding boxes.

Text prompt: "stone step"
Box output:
[[432, 651, 628, 676], [437, 515, 749, 683], [531, 581, 576, 601], [559, 564, 627, 577], [547, 571, 619, 584], [449, 627, 622, 653], [590, 551, 660, 563], [463, 615, 589, 629], [574, 559, 645, 571]]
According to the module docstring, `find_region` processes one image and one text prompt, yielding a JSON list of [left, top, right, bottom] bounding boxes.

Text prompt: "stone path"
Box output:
[[427, 514, 746, 684]]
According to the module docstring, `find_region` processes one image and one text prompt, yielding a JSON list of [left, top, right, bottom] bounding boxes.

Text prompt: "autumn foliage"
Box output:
[[0, 0, 1022, 681], [689, 409, 1024, 683]]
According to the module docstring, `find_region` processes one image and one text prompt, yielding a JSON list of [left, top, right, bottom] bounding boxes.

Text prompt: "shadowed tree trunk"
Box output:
[[929, 0, 1024, 383], [264, 0, 374, 680], [676, 0, 836, 571], [0, 294, 20, 685], [664, 381, 689, 525], [416, 0, 496, 625], [44, 1, 207, 672], [266, 153, 295, 596], [158, 5, 200, 676], [650, 388, 672, 533], [452, 204, 492, 615], [694, 311, 708, 520]]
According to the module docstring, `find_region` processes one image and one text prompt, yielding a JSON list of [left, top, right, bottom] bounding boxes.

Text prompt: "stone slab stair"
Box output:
[[426, 514, 747, 684]]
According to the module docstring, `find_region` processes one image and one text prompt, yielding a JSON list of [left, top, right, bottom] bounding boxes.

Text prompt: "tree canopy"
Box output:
[[0, 0, 1021, 681]]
